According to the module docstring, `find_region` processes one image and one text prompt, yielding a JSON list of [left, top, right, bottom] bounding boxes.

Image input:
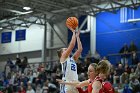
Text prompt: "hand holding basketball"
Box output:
[[66, 17, 78, 32], [67, 25, 75, 32]]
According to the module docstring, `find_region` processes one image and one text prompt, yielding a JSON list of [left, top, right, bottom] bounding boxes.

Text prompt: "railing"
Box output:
[[107, 51, 140, 65]]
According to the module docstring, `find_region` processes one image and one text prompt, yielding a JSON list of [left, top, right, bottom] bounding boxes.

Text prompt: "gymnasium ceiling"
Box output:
[[0, 0, 140, 30]]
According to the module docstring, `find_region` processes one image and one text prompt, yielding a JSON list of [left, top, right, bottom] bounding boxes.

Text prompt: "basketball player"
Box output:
[[92, 60, 114, 93], [57, 63, 98, 93], [57, 61, 114, 93], [57, 26, 82, 93]]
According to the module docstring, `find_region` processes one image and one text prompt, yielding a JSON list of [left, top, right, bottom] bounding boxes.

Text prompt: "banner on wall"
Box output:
[[1, 32, 12, 43], [16, 29, 26, 41]]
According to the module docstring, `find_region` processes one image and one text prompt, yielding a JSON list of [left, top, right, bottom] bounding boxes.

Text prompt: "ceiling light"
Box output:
[[23, 7, 31, 10], [21, 23, 26, 26], [0, 27, 3, 30]]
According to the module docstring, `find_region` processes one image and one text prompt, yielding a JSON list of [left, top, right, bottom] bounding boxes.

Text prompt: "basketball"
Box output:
[[66, 17, 78, 31]]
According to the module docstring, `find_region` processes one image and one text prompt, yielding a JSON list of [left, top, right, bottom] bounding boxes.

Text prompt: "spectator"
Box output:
[[77, 59, 84, 74], [15, 58, 22, 72], [55, 68, 62, 79], [123, 80, 132, 93], [5, 84, 13, 93], [84, 57, 91, 74], [6, 58, 15, 71], [124, 63, 131, 74], [121, 71, 129, 84], [129, 41, 137, 53], [26, 85, 35, 93], [36, 84, 42, 93], [129, 68, 135, 80], [92, 51, 101, 64], [18, 86, 26, 93], [21, 57, 28, 73], [119, 43, 129, 65], [5, 66, 10, 79], [113, 64, 124, 84], [131, 51, 139, 66], [108, 64, 115, 84], [42, 80, 49, 93], [135, 63, 140, 81], [129, 76, 140, 93], [102, 56, 111, 64], [120, 43, 129, 54]]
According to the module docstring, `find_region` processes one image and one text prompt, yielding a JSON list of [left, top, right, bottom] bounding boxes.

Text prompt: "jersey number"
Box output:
[[71, 64, 76, 71]]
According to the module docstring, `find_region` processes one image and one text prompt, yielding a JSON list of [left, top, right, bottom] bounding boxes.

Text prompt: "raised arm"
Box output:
[[61, 27, 76, 60], [73, 30, 83, 61]]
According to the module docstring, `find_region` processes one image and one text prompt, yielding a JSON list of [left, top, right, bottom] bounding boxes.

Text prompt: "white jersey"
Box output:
[[60, 57, 78, 93], [61, 57, 78, 81]]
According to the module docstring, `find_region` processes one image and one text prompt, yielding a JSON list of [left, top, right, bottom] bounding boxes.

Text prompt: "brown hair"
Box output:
[[57, 48, 63, 58], [96, 60, 110, 74]]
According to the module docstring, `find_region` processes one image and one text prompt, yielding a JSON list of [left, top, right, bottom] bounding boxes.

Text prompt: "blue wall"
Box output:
[[68, 15, 90, 57], [68, 31, 90, 57], [96, 7, 140, 64]]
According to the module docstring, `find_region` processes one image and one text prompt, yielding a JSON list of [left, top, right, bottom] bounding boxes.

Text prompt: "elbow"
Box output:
[[77, 49, 82, 53]]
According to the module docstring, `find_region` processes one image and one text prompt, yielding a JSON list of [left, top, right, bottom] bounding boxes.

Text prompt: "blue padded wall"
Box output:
[[68, 15, 90, 57], [96, 7, 140, 64]]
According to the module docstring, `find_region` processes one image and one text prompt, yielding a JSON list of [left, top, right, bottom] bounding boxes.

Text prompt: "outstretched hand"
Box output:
[[67, 25, 75, 32], [56, 79, 65, 84]]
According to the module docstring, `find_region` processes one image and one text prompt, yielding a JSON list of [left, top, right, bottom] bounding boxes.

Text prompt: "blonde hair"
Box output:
[[96, 60, 110, 74], [90, 63, 98, 72], [57, 48, 63, 58]]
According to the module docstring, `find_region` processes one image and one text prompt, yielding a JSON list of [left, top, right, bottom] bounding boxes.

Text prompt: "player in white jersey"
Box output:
[[57, 27, 82, 93]]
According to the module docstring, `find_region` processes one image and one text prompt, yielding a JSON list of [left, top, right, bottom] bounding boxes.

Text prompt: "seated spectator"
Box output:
[[131, 51, 139, 66], [124, 63, 131, 74], [123, 80, 132, 93], [129, 68, 135, 80], [36, 84, 42, 93], [18, 86, 26, 93], [113, 64, 124, 84], [116, 84, 123, 93], [5, 84, 13, 93], [135, 63, 140, 81], [42, 80, 49, 93], [121, 71, 129, 84], [26, 85, 35, 93], [129, 76, 140, 93]]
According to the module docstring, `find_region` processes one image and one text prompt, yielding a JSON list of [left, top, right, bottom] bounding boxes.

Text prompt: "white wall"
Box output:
[[0, 24, 44, 54], [53, 21, 67, 47], [0, 20, 67, 65]]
